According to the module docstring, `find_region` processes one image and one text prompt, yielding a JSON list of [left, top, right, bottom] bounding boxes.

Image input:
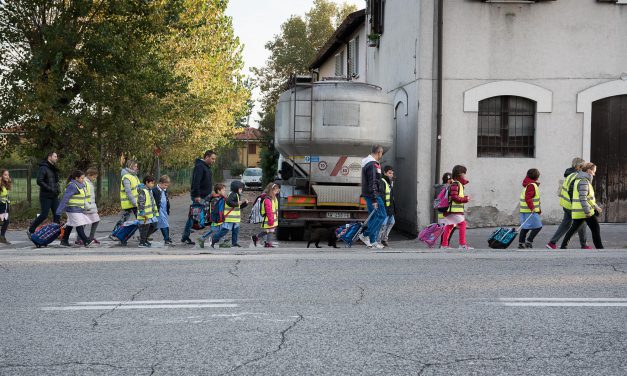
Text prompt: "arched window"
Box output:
[[477, 96, 536, 158]]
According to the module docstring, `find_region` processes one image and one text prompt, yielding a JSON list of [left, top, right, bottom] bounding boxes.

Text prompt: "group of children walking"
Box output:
[[434, 158, 604, 250]]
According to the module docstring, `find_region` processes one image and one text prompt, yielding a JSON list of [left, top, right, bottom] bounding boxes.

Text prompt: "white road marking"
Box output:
[[41, 304, 238, 311], [497, 297, 627, 307], [74, 299, 243, 305]]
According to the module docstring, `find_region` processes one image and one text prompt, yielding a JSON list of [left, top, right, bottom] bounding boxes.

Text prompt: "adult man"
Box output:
[[378, 165, 396, 247], [358, 145, 387, 249], [181, 150, 216, 245], [546, 157, 590, 249], [28, 152, 61, 236]]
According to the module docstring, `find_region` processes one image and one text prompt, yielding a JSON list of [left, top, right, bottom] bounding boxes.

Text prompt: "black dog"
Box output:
[[307, 227, 339, 248]]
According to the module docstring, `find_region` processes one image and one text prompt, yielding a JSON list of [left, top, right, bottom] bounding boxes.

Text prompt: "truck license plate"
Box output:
[[326, 212, 351, 219]]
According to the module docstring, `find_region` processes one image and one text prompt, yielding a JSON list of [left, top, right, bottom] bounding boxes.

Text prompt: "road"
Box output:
[[1, 247, 626, 375]]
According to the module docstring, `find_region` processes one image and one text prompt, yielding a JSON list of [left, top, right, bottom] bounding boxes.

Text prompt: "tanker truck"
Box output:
[[273, 78, 394, 241]]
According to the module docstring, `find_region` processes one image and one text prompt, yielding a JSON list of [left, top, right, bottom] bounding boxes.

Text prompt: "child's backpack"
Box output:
[[31, 223, 62, 248], [248, 194, 267, 224], [111, 220, 140, 243], [209, 195, 226, 224], [189, 203, 206, 230], [433, 184, 451, 213], [418, 223, 445, 248]]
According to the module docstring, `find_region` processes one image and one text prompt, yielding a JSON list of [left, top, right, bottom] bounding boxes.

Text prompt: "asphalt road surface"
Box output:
[[1, 247, 626, 375]]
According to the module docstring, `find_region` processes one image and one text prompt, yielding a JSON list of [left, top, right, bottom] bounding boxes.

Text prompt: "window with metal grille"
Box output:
[[334, 50, 344, 76], [348, 37, 359, 78], [477, 96, 536, 158]]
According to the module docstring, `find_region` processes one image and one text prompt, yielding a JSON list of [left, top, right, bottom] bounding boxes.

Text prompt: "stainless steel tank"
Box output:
[[275, 81, 394, 158]]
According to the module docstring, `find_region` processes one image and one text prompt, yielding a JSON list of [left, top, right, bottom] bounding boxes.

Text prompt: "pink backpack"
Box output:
[[433, 184, 450, 213], [418, 223, 445, 248]]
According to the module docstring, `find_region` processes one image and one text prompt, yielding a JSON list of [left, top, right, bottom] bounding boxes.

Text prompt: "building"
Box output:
[[309, 0, 627, 234], [235, 127, 263, 168]]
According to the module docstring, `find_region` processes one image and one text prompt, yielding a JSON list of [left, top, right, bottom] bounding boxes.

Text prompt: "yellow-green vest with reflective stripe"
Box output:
[[559, 172, 578, 210], [382, 179, 391, 207], [137, 188, 158, 221], [84, 179, 92, 204], [449, 181, 465, 213], [571, 179, 596, 219], [67, 182, 87, 209], [0, 186, 9, 204], [120, 173, 140, 209], [520, 183, 541, 213], [261, 197, 279, 229], [225, 193, 241, 223]]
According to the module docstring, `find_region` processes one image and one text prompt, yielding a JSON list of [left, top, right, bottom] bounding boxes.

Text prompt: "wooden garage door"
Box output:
[[591, 95, 627, 223]]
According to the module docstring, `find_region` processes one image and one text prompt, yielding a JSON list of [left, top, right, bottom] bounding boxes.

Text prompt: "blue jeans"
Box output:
[[212, 222, 240, 245], [160, 227, 170, 241], [379, 215, 395, 242], [363, 196, 387, 243], [200, 224, 221, 240]]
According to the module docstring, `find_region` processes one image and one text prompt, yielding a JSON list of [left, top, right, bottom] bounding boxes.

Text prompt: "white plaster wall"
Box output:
[[439, 0, 627, 226]]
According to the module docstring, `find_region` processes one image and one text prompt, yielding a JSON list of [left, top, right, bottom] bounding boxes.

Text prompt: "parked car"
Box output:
[[242, 167, 263, 189]]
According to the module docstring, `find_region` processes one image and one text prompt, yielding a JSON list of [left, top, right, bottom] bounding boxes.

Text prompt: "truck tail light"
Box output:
[[283, 212, 300, 219]]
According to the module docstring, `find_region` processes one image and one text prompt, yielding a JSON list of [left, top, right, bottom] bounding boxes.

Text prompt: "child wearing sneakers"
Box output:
[[210, 181, 248, 248], [137, 176, 159, 248], [197, 183, 227, 248], [519, 168, 543, 249], [440, 165, 473, 250], [251, 182, 280, 248]]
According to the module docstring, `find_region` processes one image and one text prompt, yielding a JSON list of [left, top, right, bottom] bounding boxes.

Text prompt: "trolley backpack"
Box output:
[[248, 194, 266, 224], [31, 223, 62, 248], [418, 223, 445, 248], [487, 213, 536, 249], [433, 184, 451, 213], [111, 220, 139, 243]]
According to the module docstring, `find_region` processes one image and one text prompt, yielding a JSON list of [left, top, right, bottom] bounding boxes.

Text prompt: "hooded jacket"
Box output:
[[226, 180, 248, 210], [37, 160, 60, 198], [572, 171, 600, 217], [449, 176, 469, 205], [522, 176, 540, 212], [191, 158, 212, 199], [361, 155, 381, 199]]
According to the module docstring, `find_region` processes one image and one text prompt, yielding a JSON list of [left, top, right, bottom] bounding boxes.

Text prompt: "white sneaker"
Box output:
[[459, 245, 474, 250], [358, 233, 372, 247], [372, 243, 384, 249]]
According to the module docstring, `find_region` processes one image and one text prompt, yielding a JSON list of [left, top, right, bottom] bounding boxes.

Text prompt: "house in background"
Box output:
[[309, 0, 627, 234], [235, 127, 262, 168]]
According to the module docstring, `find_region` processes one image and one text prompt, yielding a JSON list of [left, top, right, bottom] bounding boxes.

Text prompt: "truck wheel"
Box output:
[[276, 227, 290, 241], [290, 228, 304, 241]]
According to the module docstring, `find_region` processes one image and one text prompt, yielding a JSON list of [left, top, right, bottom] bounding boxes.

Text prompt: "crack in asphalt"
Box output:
[[220, 313, 305, 375], [584, 263, 627, 274], [228, 260, 241, 277], [91, 286, 147, 329], [353, 286, 365, 306]]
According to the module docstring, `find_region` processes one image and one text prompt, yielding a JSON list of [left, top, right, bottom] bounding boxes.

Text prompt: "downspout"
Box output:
[[433, 0, 444, 223]]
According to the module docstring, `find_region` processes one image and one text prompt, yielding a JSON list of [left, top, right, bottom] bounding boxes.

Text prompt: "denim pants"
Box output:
[[29, 196, 60, 233], [363, 196, 387, 243], [212, 222, 240, 245], [379, 215, 395, 242]]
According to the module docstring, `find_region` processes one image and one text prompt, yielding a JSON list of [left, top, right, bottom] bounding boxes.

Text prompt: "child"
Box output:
[[251, 182, 280, 248], [79, 168, 101, 245], [56, 170, 93, 247], [440, 165, 473, 250], [211, 181, 248, 248], [197, 183, 227, 248], [137, 175, 159, 248], [434, 172, 456, 246], [378, 166, 396, 247], [153, 175, 172, 246], [0, 169, 12, 244], [519, 168, 543, 248]]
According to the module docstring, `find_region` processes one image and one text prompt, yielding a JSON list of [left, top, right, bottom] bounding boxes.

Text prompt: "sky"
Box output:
[[225, 0, 366, 126]]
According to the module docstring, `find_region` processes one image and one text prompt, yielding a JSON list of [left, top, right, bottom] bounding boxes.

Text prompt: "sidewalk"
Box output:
[[2, 190, 626, 250]]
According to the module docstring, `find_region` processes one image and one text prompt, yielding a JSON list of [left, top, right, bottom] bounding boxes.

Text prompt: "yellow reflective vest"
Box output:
[[138, 188, 158, 222], [67, 182, 87, 209], [449, 181, 465, 213], [0, 186, 9, 204], [120, 173, 140, 209], [382, 179, 391, 207], [571, 179, 596, 219], [559, 172, 578, 210], [520, 183, 541, 213], [261, 196, 279, 229], [225, 193, 241, 223]]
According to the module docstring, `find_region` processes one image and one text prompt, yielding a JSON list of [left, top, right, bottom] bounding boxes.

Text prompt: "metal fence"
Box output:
[[7, 165, 193, 207]]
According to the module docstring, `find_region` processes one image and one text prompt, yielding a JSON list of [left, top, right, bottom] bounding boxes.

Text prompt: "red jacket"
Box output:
[[449, 177, 470, 204], [522, 176, 540, 212]]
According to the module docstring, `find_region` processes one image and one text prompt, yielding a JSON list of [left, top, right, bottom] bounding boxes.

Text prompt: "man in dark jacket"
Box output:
[[358, 145, 387, 249], [28, 152, 61, 236], [181, 150, 217, 244]]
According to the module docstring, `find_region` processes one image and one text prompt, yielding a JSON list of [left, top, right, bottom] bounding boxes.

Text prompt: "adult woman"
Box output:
[[0, 169, 12, 244], [56, 170, 93, 247], [560, 163, 604, 249]]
